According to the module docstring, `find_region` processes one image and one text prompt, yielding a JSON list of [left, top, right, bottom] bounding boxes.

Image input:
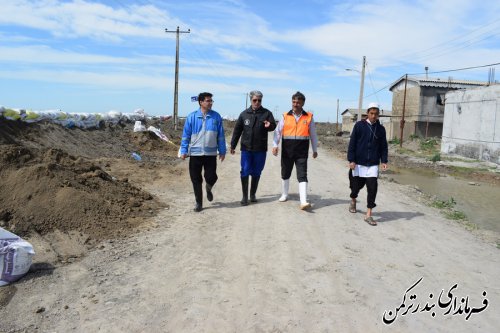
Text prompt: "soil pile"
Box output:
[[0, 118, 180, 241]]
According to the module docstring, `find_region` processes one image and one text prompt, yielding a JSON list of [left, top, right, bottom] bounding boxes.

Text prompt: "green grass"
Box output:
[[396, 147, 415, 155], [429, 153, 441, 162], [449, 165, 490, 175], [389, 137, 401, 145], [444, 210, 467, 220], [431, 197, 456, 209], [419, 138, 439, 151], [429, 197, 473, 229]]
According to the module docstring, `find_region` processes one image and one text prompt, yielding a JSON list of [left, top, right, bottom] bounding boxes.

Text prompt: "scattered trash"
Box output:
[[134, 108, 147, 119], [147, 126, 169, 142], [133, 121, 147, 132], [131, 152, 142, 161], [1, 227, 35, 286]]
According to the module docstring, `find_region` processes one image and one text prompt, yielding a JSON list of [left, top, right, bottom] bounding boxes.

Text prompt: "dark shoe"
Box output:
[[193, 182, 203, 211], [206, 184, 213, 202], [250, 176, 260, 202], [241, 176, 249, 206]]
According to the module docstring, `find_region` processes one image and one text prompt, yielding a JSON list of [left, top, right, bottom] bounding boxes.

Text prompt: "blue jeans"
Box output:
[[240, 151, 267, 177]]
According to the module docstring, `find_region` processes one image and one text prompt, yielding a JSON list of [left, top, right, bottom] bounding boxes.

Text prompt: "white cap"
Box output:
[[367, 102, 380, 111]]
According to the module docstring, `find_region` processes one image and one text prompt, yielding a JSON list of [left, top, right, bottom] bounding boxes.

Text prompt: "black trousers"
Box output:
[[281, 156, 308, 182], [189, 156, 218, 186], [349, 169, 378, 209]]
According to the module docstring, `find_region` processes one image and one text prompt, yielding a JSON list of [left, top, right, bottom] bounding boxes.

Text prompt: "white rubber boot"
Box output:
[[278, 179, 289, 202], [299, 182, 311, 210]]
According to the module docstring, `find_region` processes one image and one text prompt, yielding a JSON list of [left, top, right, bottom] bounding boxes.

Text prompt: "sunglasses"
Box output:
[[252, 99, 262, 102]]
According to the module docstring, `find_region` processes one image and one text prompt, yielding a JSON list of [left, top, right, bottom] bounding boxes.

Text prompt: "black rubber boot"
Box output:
[[206, 183, 213, 202], [250, 176, 260, 202], [240, 176, 249, 206], [193, 183, 203, 212]]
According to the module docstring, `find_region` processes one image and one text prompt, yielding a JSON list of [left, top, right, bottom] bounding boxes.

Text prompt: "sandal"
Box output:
[[364, 216, 377, 226], [349, 201, 356, 213]]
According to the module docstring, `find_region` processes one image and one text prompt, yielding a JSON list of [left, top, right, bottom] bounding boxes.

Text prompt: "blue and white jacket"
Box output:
[[181, 109, 226, 156]]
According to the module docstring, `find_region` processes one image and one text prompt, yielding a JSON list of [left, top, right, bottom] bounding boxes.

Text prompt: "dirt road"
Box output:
[[1, 143, 499, 332]]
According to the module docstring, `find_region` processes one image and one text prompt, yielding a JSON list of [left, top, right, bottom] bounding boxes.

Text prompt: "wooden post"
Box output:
[[399, 74, 408, 147]]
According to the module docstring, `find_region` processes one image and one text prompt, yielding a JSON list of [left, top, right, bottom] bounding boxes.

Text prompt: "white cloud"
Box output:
[[0, 45, 171, 65], [0, 0, 183, 42], [183, 63, 293, 80], [281, 0, 500, 69], [216, 48, 253, 62]]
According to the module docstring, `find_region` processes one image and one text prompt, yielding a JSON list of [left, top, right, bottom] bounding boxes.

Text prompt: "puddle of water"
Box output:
[[387, 167, 499, 233]]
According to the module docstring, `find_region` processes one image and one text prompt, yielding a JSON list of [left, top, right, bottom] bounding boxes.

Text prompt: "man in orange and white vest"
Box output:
[[272, 91, 318, 210]]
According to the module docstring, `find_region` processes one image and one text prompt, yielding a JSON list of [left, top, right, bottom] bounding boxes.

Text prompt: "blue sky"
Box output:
[[1, 0, 499, 122]]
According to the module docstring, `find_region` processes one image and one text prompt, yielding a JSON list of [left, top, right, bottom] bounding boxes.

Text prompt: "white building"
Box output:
[[441, 85, 500, 163]]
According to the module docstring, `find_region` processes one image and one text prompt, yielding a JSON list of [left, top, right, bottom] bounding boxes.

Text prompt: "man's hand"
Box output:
[[263, 120, 271, 128], [312, 152, 318, 159], [349, 162, 356, 169], [219, 154, 225, 162], [272, 147, 278, 156], [230, 148, 235, 155], [181, 154, 187, 160], [381, 163, 388, 171]]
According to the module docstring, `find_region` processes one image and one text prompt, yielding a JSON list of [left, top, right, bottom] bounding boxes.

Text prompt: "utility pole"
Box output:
[[357, 56, 366, 122], [165, 26, 190, 130], [336, 98, 339, 133], [399, 74, 408, 147]]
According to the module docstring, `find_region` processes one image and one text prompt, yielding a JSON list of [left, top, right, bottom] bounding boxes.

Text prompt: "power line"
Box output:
[[411, 30, 500, 63], [359, 61, 499, 104], [408, 62, 500, 76], [365, 63, 380, 105], [388, 18, 500, 63]]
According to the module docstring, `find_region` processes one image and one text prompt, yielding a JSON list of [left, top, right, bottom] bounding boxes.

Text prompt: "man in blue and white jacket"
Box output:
[[181, 92, 226, 212]]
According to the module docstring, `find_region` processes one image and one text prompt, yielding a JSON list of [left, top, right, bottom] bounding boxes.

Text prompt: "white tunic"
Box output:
[[352, 164, 379, 178]]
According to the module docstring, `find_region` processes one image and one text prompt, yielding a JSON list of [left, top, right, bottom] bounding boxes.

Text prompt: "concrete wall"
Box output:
[[390, 86, 421, 140], [391, 85, 463, 140], [342, 115, 355, 133], [441, 85, 500, 163]]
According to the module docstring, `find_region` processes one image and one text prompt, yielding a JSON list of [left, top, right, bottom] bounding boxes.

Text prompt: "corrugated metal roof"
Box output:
[[389, 76, 488, 91]]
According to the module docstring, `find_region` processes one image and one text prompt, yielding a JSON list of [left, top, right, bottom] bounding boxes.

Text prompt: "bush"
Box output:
[[389, 137, 400, 145], [430, 153, 441, 162], [431, 197, 456, 209], [420, 138, 438, 150], [445, 210, 467, 220]]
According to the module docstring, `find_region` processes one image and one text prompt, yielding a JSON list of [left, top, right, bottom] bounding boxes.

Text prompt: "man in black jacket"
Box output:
[[347, 102, 389, 226], [230, 90, 277, 205]]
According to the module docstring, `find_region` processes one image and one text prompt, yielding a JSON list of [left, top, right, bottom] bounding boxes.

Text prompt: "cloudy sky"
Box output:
[[1, 0, 499, 121]]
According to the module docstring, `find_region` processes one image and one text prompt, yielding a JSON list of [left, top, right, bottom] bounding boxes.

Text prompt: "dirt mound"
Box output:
[[0, 118, 180, 242]]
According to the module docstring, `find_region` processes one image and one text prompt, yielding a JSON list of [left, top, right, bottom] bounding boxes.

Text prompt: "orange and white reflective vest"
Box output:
[[281, 110, 313, 158]]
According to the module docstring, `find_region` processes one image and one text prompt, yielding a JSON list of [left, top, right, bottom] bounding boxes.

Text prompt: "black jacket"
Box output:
[[347, 120, 388, 166], [231, 106, 276, 152]]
